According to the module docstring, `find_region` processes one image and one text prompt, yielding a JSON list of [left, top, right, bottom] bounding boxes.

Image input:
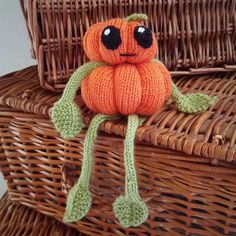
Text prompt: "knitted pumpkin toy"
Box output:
[[51, 13, 217, 228]]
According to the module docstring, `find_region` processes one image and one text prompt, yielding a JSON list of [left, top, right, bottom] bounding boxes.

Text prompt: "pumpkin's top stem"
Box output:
[[125, 13, 148, 22]]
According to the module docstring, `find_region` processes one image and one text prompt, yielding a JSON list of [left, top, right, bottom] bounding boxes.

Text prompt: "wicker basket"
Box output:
[[0, 192, 82, 236], [20, 0, 236, 91], [0, 66, 236, 235]]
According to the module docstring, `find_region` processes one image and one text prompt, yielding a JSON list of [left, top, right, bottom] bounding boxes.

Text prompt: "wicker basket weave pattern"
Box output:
[[0, 193, 82, 236], [0, 66, 236, 235], [20, 0, 236, 91]]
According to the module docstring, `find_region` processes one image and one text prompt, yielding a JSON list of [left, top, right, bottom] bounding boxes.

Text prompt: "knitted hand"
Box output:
[[171, 82, 217, 113], [51, 61, 105, 139], [152, 59, 218, 113], [52, 100, 84, 139]]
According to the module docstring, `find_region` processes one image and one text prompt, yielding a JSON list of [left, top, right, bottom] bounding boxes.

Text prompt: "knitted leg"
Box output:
[[113, 115, 148, 228], [64, 114, 116, 222]]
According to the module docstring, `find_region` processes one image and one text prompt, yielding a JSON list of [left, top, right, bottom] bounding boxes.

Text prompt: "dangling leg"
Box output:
[[64, 114, 117, 222], [113, 114, 148, 227]]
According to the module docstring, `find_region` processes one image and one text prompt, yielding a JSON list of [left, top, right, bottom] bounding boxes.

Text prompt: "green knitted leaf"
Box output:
[[51, 61, 105, 139], [175, 93, 218, 113], [113, 195, 148, 228], [171, 81, 217, 113], [51, 100, 84, 139], [63, 184, 92, 223]]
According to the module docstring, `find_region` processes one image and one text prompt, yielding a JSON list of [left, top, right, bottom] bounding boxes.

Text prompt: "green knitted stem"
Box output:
[[171, 81, 218, 113], [125, 13, 148, 22], [51, 61, 105, 139], [113, 115, 148, 228], [152, 58, 161, 63], [64, 114, 118, 223]]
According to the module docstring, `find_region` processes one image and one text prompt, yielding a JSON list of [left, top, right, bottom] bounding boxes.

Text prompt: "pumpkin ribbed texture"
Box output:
[[81, 61, 171, 115]]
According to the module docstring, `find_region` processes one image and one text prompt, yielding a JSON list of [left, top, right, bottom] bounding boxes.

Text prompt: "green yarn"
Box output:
[[51, 61, 105, 139], [51, 101, 85, 140], [171, 81, 218, 113], [62, 112, 147, 226], [113, 115, 148, 228], [63, 185, 91, 223], [64, 114, 118, 223], [125, 13, 148, 22], [62, 61, 105, 101]]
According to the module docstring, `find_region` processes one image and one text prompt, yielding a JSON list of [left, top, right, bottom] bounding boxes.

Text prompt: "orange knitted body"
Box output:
[[81, 61, 171, 115]]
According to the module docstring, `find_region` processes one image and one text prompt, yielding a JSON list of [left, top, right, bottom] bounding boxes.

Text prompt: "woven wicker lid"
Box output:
[[0, 66, 235, 162]]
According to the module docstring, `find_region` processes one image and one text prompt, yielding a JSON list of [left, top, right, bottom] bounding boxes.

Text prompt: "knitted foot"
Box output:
[[113, 195, 148, 228], [176, 93, 217, 113], [63, 184, 92, 222], [51, 100, 84, 139]]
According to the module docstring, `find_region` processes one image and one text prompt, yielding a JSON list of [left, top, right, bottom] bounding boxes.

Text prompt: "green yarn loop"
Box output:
[[51, 61, 105, 139], [113, 115, 148, 228]]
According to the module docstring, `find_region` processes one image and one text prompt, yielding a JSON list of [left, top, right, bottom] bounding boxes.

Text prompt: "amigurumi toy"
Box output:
[[51, 13, 217, 228]]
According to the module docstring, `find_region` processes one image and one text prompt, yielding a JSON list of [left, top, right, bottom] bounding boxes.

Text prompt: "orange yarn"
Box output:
[[81, 62, 171, 115], [83, 18, 157, 65], [81, 17, 171, 115]]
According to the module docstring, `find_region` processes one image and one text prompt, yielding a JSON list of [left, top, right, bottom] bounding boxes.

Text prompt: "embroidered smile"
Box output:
[[120, 53, 137, 57]]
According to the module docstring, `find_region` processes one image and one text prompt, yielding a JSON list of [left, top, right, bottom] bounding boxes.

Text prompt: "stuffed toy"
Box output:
[[51, 13, 217, 228]]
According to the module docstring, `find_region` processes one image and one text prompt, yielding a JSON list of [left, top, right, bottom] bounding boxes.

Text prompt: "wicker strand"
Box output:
[[20, 0, 236, 91]]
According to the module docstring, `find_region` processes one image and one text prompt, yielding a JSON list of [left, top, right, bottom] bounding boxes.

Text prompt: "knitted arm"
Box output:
[[171, 81, 217, 113], [51, 61, 105, 139], [171, 82, 217, 113], [152, 59, 217, 113]]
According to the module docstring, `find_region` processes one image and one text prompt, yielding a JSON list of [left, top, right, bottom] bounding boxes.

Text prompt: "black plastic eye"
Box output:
[[101, 26, 122, 50], [134, 26, 153, 48]]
